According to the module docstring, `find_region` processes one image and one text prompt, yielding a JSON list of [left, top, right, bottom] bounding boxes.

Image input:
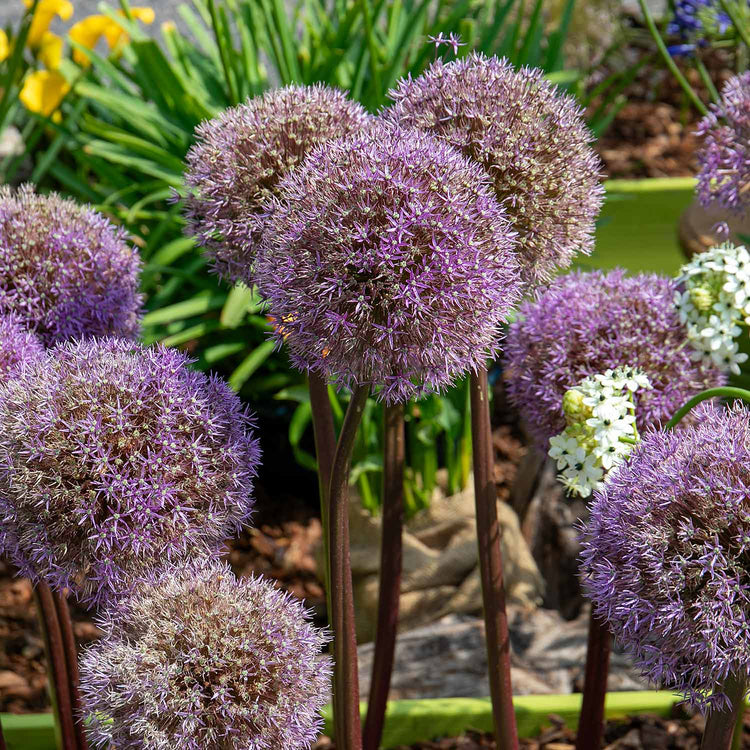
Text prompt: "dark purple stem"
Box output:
[[701, 674, 747, 750], [363, 402, 405, 750], [309, 371, 337, 600], [328, 385, 369, 750], [33, 582, 78, 750], [53, 592, 88, 750], [575, 611, 612, 750], [470, 368, 518, 750]]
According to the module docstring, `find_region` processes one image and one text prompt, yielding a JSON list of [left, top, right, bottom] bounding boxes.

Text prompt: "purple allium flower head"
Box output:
[[503, 269, 724, 450], [182, 84, 371, 283], [580, 402, 750, 712], [79, 559, 331, 749], [0, 314, 43, 377], [0, 185, 143, 345], [255, 122, 521, 404], [383, 53, 604, 286], [0, 338, 260, 607], [696, 72, 750, 214]]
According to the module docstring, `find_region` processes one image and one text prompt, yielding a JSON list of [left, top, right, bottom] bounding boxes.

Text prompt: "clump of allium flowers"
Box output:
[[255, 122, 521, 404], [182, 84, 371, 282], [548, 367, 650, 498], [79, 559, 331, 749], [503, 269, 724, 449], [580, 402, 750, 712], [0, 184, 143, 344], [675, 242, 750, 374], [383, 53, 604, 285], [0, 338, 260, 607], [696, 72, 750, 213], [0, 314, 43, 377]]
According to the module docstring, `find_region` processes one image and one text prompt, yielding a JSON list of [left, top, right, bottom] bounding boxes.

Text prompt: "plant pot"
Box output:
[[1, 692, 680, 750], [589, 177, 696, 275]]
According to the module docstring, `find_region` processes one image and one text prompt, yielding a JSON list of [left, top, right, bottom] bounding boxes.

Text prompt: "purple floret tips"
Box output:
[[0, 314, 44, 377], [503, 269, 725, 450], [581, 402, 750, 713], [0, 185, 144, 344], [697, 72, 750, 214], [182, 84, 372, 284], [79, 559, 331, 749], [254, 121, 522, 404], [0, 337, 261, 608], [383, 52, 604, 286]]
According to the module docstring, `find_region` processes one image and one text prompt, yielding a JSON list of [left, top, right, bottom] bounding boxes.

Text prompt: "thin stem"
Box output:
[[638, 0, 708, 116], [309, 372, 337, 605], [694, 56, 720, 103], [328, 385, 370, 750], [701, 673, 747, 750], [470, 368, 518, 750], [53, 593, 88, 750], [33, 582, 78, 750], [666, 387, 750, 429], [719, 0, 750, 52], [363, 402, 405, 750], [575, 611, 612, 750]]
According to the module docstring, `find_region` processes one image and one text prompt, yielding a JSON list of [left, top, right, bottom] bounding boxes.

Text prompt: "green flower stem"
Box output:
[[0, 714, 6, 750], [309, 372, 337, 612], [719, 0, 750, 53], [575, 612, 613, 750], [53, 592, 88, 750], [363, 402, 405, 750], [700, 673, 747, 750], [470, 367, 518, 750], [665, 387, 750, 429], [328, 385, 370, 750], [637, 0, 708, 116], [33, 582, 79, 750]]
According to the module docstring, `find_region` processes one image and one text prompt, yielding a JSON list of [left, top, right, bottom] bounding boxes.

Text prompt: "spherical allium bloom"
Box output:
[[182, 84, 371, 283], [696, 72, 750, 214], [383, 53, 604, 285], [0, 314, 43, 377], [0, 338, 260, 607], [504, 269, 724, 450], [255, 123, 521, 404], [0, 184, 143, 345], [79, 560, 331, 750], [580, 402, 750, 712]]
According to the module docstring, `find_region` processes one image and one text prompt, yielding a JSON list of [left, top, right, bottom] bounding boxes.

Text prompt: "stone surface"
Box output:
[[355, 608, 649, 701]]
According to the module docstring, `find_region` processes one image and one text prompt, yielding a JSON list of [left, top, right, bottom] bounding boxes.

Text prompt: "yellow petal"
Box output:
[[38, 31, 63, 70], [131, 7, 155, 24], [19, 70, 70, 117], [69, 15, 111, 66], [25, 0, 74, 46], [0, 30, 9, 63]]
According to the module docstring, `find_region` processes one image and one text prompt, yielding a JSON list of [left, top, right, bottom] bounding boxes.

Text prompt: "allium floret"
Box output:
[[79, 559, 331, 749], [0, 338, 260, 607], [255, 122, 521, 404], [0, 314, 43, 377], [581, 402, 750, 712], [0, 184, 143, 344], [504, 269, 724, 449], [675, 242, 750, 374], [548, 367, 650, 498], [696, 72, 750, 213], [383, 53, 604, 285], [182, 84, 371, 283]]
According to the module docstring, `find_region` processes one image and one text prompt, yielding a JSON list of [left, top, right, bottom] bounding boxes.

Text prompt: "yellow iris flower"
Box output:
[[38, 31, 63, 69], [0, 30, 9, 63], [19, 69, 70, 118], [69, 7, 155, 66], [25, 0, 74, 48]]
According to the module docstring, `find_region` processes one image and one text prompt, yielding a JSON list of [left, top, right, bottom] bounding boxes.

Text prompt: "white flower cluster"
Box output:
[[548, 366, 651, 498], [675, 242, 750, 375]]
